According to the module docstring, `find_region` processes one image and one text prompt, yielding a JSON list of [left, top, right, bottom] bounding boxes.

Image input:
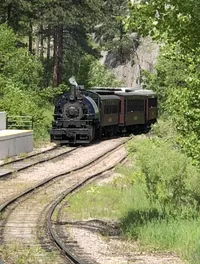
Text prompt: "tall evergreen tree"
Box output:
[[94, 0, 139, 65], [0, 0, 129, 86]]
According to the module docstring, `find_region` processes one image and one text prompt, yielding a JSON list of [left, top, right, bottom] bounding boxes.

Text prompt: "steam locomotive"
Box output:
[[50, 77, 157, 144]]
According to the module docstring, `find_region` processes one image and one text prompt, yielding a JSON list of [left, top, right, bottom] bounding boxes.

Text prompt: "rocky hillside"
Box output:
[[100, 37, 159, 88]]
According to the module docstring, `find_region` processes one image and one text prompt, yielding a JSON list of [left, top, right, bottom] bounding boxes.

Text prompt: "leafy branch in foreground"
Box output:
[[125, 0, 200, 50]]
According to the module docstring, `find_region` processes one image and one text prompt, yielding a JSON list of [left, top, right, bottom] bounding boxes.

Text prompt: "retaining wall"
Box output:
[[0, 130, 33, 160]]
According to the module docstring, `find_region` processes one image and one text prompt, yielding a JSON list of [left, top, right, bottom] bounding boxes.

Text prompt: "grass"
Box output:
[[64, 177, 200, 263], [62, 135, 200, 264], [0, 243, 58, 264], [18, 152, 28, 159], [63, 168, 158, 223], [135, 218, 200, 263], [65, 184, 126, 220]]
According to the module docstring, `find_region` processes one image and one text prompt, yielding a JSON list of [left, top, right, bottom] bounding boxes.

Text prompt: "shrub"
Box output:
[[87, 59, 123, 87], [127, 138, 200, 217], [0, 25, 65, 142], [0, 24, 42, 91], [143, 43, 200, 164]]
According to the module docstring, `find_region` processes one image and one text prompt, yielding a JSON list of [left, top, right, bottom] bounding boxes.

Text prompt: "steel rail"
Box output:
[[0, 146, 58, 167], [0, 147, 78, 179], [0, 138, 129, 264], [0, 139, 127, 212], [0, 140, 128, 264], [46, 155, 126, 264]]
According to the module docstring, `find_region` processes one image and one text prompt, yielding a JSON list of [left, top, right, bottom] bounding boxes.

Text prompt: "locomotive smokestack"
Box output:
[[69, 76, 83, 101], [69, 76, 77, 101], [69, 85, 76, 101]]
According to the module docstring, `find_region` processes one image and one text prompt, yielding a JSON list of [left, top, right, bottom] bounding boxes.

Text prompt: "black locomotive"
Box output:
[[50, 77, 157, 144]]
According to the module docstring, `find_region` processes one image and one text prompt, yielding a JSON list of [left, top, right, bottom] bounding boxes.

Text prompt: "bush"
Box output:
[[151, 118, 178, 144], [0, 24, 42, 91], [127, 138, 200, 217], [120, 138, 200, 263], [0, 24, 68, 142], [87, 59, 123, 87], [143, 43, 200, 164]]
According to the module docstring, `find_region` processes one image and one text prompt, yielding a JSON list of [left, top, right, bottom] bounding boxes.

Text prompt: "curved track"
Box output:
[[47, 156, 126, 264], [0, 138, 128, 263]]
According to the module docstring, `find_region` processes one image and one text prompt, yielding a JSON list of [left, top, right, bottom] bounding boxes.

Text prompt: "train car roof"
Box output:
[[89, 89, 115, 95], [99, 94, 120, 100], [91, 87, 122, 90], [133, 89, 157, 96], [90, 87, 138, 92], [114, 89, 157, 97]]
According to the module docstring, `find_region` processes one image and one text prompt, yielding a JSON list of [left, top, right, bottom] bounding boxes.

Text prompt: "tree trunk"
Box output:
[[40, 24, 44, 59], [28, 22, 33, 53], [7, 4, 12, 24], [35, 25, 40, 56], [47, 25, 51, 61], [46, 25, 51, 87], [53, 25, 63, 87], [119, 19, 124, 64]]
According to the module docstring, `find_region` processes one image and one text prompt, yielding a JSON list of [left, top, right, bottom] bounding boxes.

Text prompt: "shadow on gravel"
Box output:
[[56, 219, 121, 236], [58, 129, 151, 147]]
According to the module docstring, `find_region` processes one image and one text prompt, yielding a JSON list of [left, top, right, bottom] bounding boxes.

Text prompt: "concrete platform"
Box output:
[[0, 130, 33, 160]]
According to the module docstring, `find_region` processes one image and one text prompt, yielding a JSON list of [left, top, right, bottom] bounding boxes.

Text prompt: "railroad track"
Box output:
[[0, 145, 77, 179], [0, 138, 128, 263], [47, 156, 127, 264]]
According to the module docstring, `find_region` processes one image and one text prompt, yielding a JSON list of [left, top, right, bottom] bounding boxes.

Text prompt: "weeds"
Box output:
[[0, 243, 57, 264]]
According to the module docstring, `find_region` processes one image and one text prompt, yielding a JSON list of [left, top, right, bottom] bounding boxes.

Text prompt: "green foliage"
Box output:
[[126, 0, 200, 50], [143, 43, 200, 164], [76, 55, 94, 87], [122, 138, 200, 263], [94, 0, 134, 53], [0, 0, 128, 88], [62, 136, 200, 262], [0, 25, 54, 141], [63, 137, 200, 262], [0, 243, 58, 264], [0, 24, 42, 90], [132, 218, 200, 263], [142, 44, 189, 115], [4, 48, 42, 90], [0, 79, 47, 140], [64, 167, 150, 221], [63, 51, 123, 88], [127, 138, 200, 217], [151, 118, 177, 144], [87, 59, 123, 87], [66, 184, 126, 220]]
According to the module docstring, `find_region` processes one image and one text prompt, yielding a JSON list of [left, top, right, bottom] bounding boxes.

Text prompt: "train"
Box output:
[[50, 77, 158, 144]]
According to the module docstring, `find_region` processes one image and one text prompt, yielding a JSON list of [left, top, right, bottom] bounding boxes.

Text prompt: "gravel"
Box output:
[[0, 138, 127, 205], [68, 227, 183, 264]]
